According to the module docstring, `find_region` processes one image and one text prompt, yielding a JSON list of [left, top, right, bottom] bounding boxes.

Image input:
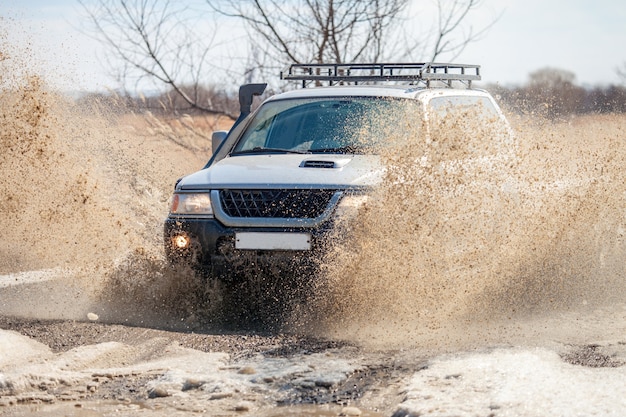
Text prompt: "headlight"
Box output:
[[334, 194, 369, 218], [170, 193, 213, 215]]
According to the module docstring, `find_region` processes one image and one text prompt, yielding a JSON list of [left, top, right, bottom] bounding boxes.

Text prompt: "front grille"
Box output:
[[219, 189, 335, 218]]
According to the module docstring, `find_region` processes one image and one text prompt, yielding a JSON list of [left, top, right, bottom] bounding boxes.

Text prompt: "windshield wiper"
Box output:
[[310, 146, 359, 154], [231, 147, 310, 155]]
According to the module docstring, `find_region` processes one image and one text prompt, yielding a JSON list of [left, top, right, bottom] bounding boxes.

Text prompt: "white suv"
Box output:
[[164, 63, 513, 278]]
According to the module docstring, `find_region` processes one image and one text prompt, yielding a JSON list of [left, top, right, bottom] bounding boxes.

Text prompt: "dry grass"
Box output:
[[118, 112, 235, 154]]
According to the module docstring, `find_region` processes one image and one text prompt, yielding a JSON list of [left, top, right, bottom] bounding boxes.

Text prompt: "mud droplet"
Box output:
[[237, 366, 256, 375], [340, 406, 363, 416], [148, 386, 170, 398], [234, 401, 252, 411]]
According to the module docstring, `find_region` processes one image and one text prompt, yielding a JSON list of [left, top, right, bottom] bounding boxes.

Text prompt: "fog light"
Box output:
[[172, 234, 190, 249]]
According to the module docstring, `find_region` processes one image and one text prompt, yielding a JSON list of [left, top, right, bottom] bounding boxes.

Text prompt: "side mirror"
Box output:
[[211, 130, 228, 154]]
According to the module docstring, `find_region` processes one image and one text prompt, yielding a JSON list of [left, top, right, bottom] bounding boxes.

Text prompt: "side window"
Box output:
[[427, 95, 508, 159], [238, 108, 275, 151]]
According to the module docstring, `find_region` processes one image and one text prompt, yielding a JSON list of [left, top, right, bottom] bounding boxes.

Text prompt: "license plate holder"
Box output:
[[235, 232, 311, 251]]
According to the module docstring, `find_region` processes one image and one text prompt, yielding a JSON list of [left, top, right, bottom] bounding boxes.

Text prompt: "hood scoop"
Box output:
[[300, 157, 351, 169]]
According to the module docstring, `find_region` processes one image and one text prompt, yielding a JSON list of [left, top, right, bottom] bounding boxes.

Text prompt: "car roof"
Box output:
[[266, 85, 492, 102]]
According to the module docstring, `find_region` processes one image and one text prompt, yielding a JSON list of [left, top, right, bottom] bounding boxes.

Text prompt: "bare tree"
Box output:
[[518, 67, 584, 119], [79, 0, 234, 115], [617, 62, 626, 84], [207, 0, 407, 68], [428, 0, 498, 61], [80, 0, 496, 113], [208, 0, 495, 74]]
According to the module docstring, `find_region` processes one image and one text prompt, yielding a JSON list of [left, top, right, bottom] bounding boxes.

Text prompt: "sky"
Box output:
[[1, 0, 625, 92]]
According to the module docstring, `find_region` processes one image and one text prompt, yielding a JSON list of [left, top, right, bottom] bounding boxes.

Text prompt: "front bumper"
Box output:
[[164, 216, 332, 273]]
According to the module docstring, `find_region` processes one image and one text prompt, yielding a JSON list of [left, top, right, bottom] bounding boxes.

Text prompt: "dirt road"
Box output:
[[1, 289, 626, 416]]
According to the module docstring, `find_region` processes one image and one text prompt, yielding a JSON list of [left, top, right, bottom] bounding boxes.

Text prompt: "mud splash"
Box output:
[[0, 25, 222, 326], [2, 20, 625, 346], [304, 111, 626, 350], [3, 60, 625, 346]]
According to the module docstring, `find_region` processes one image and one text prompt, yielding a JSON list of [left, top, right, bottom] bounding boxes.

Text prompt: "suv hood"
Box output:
[[177, 154, 383, 190]]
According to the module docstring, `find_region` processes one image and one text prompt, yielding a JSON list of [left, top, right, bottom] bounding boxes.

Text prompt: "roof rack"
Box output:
[[280, 62, 480, 88]]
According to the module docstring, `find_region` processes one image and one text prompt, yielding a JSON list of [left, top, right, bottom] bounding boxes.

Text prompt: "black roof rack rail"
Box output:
[[280, 62, 480, 88]]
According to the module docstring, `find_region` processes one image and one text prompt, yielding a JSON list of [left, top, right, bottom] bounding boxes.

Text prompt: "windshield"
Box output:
[[231, 97, 421, 155]]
